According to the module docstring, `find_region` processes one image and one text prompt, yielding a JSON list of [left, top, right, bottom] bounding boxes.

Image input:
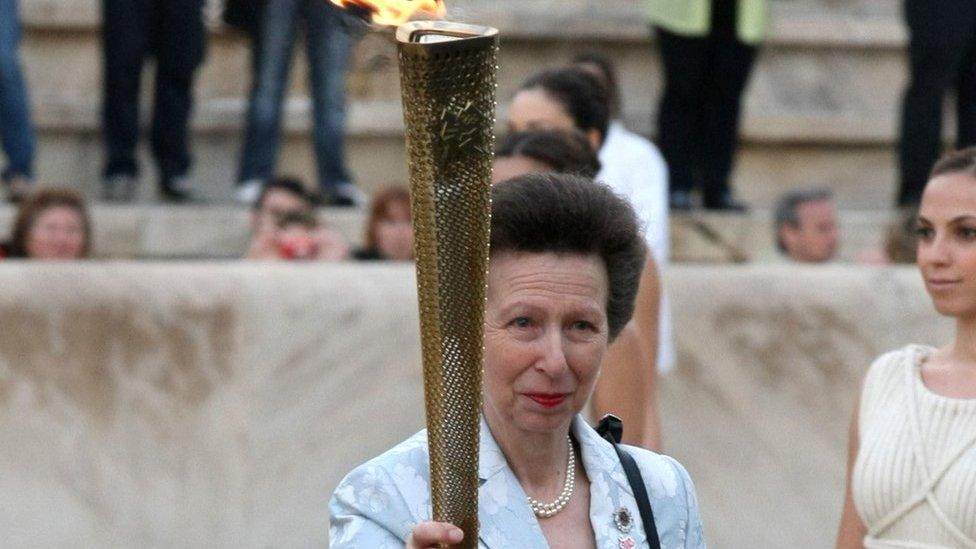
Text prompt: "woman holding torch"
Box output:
[[330, 174, 704, 548]]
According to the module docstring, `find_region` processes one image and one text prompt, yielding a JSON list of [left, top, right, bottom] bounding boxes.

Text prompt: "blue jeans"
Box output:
[[238, 0, 361, 194], [0, 0, 35, 182]]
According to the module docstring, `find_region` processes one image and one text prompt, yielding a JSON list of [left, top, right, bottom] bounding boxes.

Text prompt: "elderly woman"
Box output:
[[330, 174, 704, 548]]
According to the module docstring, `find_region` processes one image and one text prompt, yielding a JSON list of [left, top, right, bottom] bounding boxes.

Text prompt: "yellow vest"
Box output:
[[646, 0, 770, 45]]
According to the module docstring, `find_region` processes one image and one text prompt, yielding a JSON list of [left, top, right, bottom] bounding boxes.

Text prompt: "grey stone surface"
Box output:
[[0, 263, 952, 547]]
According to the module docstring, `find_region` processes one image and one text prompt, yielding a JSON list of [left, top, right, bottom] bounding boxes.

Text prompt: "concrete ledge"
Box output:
[[0, 264, 951, 547], [29, 96, 902, 146]]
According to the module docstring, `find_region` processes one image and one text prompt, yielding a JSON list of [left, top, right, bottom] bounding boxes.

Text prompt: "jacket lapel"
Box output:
[[572, 416, 648, 548], [476, 418, 549, 548]]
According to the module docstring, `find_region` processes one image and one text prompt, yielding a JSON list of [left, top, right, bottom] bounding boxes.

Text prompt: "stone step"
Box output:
[[0, 204, 904, 263], [20, 0, 908, 144], [15, 0, 913, 208]]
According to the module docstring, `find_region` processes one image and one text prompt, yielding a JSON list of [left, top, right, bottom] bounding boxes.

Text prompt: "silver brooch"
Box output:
[[613, 506, 634, 533]]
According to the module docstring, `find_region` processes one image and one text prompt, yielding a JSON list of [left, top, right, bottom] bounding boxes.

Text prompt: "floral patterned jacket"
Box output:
[[329, 415, 706, 548]]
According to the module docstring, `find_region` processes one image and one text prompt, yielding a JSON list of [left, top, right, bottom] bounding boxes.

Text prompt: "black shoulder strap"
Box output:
[[595, 415, 661, 549]]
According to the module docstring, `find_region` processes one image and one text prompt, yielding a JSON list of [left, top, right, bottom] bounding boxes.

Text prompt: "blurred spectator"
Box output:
[[0, 0, 36, 203], [247, 176, 311, 257], [647, 0, 770, 211], [492, 129, 600, 184], [1, 187, 91, 260], [773, 187, 839, 263], [101, 0, 206, 203], [246, 176, 347, 260], [857, 208, 919, 265], [896, 2, 976, 207], [353, 186, 413, 261], [272, 210, 348, 261], [234, 0, 365, 207], [572, 51, 670, 292], [508, 67, 676, 374]]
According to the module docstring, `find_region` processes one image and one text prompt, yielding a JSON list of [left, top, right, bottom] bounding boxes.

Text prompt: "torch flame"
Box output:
[[331, 0, 446, 26]]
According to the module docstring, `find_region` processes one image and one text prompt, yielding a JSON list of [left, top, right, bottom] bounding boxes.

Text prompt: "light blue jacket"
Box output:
[[330, 416, 705, 548]]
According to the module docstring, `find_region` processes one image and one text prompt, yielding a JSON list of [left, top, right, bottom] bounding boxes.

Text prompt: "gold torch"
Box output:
[[331, 2, 498, 545], [397, 21, 497, 547]]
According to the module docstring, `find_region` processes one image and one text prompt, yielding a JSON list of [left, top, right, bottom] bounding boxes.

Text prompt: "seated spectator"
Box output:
[[246, 176, 347, 260], [352, 186, 413, 261], [492, 129, 600, 185], [1, 188, 91, 260], [773, 187, 839, 263], [272, 210, 348, 261]]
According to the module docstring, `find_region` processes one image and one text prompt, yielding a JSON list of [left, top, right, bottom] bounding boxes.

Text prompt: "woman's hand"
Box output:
[[407, 521, 464, 548]]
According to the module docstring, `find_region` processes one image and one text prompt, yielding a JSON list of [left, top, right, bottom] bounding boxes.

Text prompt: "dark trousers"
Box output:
[[655, 0, 757, 205], [101, 0, 205, 183], [898, 0, 976, 206]]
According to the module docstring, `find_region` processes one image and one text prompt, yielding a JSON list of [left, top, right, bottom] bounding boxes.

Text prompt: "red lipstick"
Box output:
[[525, 393, 567, 408]]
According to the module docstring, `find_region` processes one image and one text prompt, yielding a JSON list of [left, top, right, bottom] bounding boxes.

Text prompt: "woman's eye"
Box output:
[[915, 226, 934, 240], [959, 227, 976, 240], [572, 320, 594, 331], [511, 317, 531, 329]]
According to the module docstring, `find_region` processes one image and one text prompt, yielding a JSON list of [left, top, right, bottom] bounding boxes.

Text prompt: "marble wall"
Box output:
[[0, 263, 952, 547]]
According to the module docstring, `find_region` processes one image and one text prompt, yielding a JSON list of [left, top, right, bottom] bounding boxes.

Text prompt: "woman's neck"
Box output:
[[950, 315, 976, 368], [484, 411, 573, 494]]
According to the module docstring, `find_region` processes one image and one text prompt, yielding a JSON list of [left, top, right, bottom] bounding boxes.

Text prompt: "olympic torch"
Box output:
[[330, 3, 498, 546]]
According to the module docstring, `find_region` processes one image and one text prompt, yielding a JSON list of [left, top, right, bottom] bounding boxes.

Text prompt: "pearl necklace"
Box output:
[[527, 436, 576, 518]]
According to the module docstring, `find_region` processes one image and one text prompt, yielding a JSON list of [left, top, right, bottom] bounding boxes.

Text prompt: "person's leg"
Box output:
[[101, 0, 151, 181], [898, 0, 975, 206], [699, 0, 757, 209], [953, 3, 976, 149], [654, 27, 709, 208], [237, 0, 302, 187], [303, 0, 363, 201], [0, 0, 36, 192], [150, 0, 205, 197]]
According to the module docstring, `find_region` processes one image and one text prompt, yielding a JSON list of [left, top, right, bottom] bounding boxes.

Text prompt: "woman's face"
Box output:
[[483, 251, 609, 436], [506, 88, 576, 135], [26, 206, 86, 260], [375, 201, 413, 260], [917, 172, 976, 318]]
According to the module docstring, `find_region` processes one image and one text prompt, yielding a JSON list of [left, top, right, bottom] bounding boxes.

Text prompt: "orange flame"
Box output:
[[331, 0, 446, 26]]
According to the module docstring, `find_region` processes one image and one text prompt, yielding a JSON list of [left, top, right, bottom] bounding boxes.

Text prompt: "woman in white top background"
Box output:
[[836, 147, 976, 548]]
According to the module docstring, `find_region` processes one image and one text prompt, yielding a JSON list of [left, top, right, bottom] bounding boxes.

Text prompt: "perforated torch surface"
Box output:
[[397, 29, 498, 547]]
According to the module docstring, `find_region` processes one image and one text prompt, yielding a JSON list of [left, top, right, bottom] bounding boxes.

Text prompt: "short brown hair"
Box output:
[[490, 173, 645, 340], [496, 130, 601, 179], [8, 187, 92, 258], [364, 185, 411, 250]]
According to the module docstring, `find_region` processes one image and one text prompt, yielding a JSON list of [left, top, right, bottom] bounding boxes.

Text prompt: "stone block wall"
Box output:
[[0, 264, 952, 547]]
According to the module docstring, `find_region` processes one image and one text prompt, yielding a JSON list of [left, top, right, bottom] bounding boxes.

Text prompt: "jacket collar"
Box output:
[[474, 415, 648, 548]]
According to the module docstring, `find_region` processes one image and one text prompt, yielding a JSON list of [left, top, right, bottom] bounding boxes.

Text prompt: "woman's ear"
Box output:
[[587, 129, 603, 152]]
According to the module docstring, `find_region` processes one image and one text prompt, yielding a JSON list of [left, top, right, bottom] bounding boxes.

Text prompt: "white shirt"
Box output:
[[598, 120, 675, 372]]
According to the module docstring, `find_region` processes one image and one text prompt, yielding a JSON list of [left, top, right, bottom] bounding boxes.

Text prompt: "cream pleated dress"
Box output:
[[853, 345, 976, 548]]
